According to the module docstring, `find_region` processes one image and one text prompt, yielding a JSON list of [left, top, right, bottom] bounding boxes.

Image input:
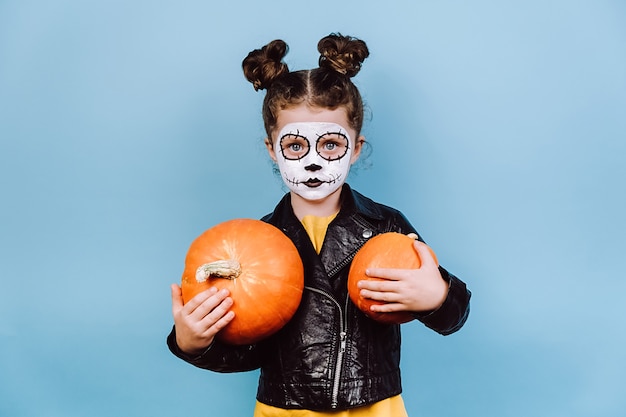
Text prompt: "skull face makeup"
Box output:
[[274, 122, 354, 201]]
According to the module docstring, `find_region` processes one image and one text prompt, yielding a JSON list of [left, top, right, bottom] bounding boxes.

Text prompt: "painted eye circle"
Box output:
[[317, 133, 349, 161], [279, 134, 310, 160]]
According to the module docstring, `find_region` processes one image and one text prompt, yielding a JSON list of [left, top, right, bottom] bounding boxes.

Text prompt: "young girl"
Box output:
[[168, 33, 471, 416]]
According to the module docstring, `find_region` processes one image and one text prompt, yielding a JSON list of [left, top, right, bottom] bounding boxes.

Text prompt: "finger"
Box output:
[[358, 280, 402, 301], [171, 284, 184, 314], [358, 278, 399, 292], [206, 308, 236, 335], [413, 240, 438, 267], [360, 287, 401, 303], [406, 232, 418, 240], [197, 296, 235, 337], [179, 287, 218, 316], [365, 267, 411, 280], [190, 288, 230, 321], [200, 292, 234, 322], [370, 302, 406, 313]]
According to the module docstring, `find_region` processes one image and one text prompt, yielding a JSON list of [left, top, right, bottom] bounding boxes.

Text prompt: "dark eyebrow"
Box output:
[[280, 129, 307, 140], [317, 130, 348, 140]]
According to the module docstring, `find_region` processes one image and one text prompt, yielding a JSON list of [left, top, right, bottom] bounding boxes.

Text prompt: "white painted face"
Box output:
[[274, 122, 353, 201]]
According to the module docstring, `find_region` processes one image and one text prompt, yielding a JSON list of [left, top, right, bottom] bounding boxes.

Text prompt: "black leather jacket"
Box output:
[[167, 184, 471, 411]]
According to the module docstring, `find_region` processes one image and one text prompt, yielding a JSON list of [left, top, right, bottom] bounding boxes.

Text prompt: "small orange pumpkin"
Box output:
[[181, 218, 304, 345], [348, 232, 437, 324]]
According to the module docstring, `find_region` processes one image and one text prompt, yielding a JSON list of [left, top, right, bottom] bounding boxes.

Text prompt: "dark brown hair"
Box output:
[[242, 33, 370, 141]]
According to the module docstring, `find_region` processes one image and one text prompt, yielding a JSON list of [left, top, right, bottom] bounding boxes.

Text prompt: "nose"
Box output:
[[305, 163, 322, 172]]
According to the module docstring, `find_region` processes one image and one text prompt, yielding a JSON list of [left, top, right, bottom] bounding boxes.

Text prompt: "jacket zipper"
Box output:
[[307, 222, 373, 408], [304, 286, 350, 409], [326, 241, 366, 278], [325, 217, 373, 278]]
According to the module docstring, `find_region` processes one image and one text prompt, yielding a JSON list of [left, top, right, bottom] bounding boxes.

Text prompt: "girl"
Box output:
[[168, 33, 471, 416]]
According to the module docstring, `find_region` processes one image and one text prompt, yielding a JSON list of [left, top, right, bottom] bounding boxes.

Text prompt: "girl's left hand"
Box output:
[[357, 240, 449, 313]]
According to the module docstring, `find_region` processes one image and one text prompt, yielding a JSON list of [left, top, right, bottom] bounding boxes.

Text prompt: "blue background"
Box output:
[[1, 1, 625, 416]]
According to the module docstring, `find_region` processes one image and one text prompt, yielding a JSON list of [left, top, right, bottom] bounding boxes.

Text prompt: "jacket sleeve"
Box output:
[[391, 211, 471, 335], [413, 266, 471, 335], [166, 326, 262, 373]]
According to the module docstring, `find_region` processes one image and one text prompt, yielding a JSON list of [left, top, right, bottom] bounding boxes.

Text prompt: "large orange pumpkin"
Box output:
[[348, 232, 438, 325], [181, 218, 304, 345]]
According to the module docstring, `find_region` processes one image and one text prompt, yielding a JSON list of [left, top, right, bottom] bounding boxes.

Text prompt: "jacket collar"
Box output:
[[343, 184, 386, 221]]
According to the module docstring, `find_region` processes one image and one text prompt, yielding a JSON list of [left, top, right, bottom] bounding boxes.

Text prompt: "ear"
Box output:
[[350, 135, 365, 164], [265, 138, 277, 162]]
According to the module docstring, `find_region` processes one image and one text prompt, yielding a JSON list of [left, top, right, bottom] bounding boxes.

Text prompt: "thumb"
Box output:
[[171, 283, 184, 313], [413, 240, 439, 267]]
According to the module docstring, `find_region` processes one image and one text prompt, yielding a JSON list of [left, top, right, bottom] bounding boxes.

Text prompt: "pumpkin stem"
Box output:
[[196, 259, 242, 282]]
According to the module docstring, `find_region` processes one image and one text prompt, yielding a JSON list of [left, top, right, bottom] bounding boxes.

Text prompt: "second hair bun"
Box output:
[[317, 33, 370, 77]]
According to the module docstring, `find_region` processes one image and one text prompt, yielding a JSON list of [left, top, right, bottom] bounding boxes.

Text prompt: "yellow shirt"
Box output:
[[251, 214, 409, 416], [253, 395, 408, 416], [300, 213, 337, 254]]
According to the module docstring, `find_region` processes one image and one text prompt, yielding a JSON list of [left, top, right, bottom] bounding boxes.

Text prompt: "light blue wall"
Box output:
[[1, 1, 625, 416]]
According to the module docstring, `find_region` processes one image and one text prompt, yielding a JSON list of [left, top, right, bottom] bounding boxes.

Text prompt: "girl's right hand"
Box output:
[[170, 284, 235, 355]]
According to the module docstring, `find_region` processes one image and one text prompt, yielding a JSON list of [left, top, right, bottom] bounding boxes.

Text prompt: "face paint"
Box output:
[[274, 122, 353, 201]]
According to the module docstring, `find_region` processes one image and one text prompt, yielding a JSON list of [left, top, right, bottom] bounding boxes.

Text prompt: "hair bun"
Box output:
[[242, 39, 290, 91], [317, 33, 369, 77]]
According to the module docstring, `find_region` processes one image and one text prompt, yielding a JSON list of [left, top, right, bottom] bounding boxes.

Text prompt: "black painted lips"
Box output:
[[304, 178, 323, 187]]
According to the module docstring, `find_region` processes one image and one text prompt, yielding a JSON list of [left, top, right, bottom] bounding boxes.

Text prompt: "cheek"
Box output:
[[335, 150, 355, 169], [276, 158, 304, 176]]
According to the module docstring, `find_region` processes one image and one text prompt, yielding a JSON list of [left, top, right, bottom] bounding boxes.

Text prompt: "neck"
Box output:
[[290, 187, 342, 221]]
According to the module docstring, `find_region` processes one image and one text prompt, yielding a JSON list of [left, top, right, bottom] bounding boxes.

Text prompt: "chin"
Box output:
[[293, 186, 342, 202]]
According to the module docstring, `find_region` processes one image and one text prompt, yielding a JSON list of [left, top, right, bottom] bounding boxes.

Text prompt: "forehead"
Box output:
[[277, 122, 350, 140], [274, 105, 353, 138]]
